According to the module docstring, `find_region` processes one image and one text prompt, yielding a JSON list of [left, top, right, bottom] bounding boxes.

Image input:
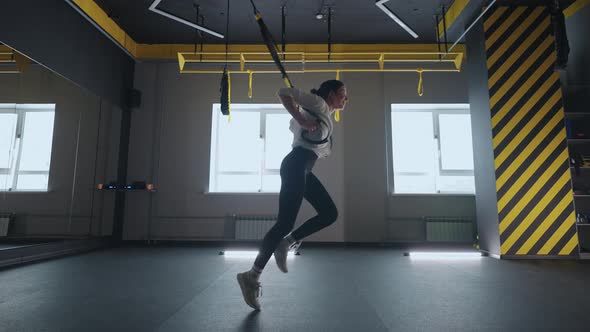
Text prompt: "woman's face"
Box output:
[[328, 86, 348, 110]]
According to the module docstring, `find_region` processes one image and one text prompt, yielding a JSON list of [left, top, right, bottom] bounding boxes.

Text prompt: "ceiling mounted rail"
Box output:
[[149, 0, 224, 39], [0, 45, 30, 74], [177, 51, 464, 74], [376, 0, 419, 38]]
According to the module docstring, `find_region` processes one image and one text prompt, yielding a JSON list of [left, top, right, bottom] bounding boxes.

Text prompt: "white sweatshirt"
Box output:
[[278, 87, 334, 158]]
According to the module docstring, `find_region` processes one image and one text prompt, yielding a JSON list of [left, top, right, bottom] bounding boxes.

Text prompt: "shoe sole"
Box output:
[[236, 273, 260, 310], [273, 251, 288, 273]]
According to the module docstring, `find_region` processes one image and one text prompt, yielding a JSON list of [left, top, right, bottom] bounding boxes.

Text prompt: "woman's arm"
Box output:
[[278, 88, 321, 131], [279, 95, 304, 122]]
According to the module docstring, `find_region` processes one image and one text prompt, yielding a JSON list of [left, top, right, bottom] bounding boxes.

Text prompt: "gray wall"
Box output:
[[0, 66, 121, 237], [0, 0, 135, 108], [564, 6, 590, 87], [563, 5, 590, 249], [125, 62, 476, 242], [465, 20, 501, 255], [562, 5, 590, 111]]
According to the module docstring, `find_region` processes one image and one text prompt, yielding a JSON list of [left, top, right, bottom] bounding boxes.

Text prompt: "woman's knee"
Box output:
[[321, 204, 338, 224]]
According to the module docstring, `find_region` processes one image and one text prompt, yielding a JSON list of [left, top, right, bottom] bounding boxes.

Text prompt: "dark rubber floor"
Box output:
[[1, 245, 590, 331]]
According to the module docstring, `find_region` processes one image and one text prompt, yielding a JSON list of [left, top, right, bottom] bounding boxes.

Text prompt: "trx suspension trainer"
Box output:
[[248, 0, 332, 145]]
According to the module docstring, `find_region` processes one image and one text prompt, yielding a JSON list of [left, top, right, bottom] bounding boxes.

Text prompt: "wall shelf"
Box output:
[[97, 189, 157, 193], [565, 112, 590, 117]]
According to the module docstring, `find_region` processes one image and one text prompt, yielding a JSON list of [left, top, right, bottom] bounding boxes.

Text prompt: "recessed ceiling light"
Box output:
[[375, 0, 419, 38], [148, 0, 224, 39], [406, 252, 482, 260]]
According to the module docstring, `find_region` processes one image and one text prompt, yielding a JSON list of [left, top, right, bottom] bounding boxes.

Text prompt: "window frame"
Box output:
[[388, 103, 475, 196], [0, 103, 55, 192], [209, 103, 290, 193]]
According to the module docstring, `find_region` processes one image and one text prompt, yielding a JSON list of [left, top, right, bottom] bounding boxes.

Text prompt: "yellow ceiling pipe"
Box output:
[[178, 68, 460, 74], [178, 50, 461, 98], [178, 51, 464, 73], [0, 45, 30, 74], [147, 43, 466, 60], [0, 45, 15, 63]]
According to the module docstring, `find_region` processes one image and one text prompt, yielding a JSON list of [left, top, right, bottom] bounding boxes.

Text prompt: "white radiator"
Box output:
[[424, 216, 474, 242], [0, 214, 11, 237], [234, 215, 277, 240]]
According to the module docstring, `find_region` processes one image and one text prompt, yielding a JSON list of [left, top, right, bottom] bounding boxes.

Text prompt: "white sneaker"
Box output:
[[237, 272, 262, 310], [274, 238, 290, 273], [290, 240, 302, 254]]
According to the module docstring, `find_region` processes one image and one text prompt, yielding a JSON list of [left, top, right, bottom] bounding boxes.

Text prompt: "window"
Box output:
[[391, 104, 475, 194], [209, 104, 292, 193], [0, 104, 56, 191]]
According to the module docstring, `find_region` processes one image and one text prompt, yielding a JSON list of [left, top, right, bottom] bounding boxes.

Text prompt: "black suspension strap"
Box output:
[[248, 0, 331, 145], [220, 0, 231, 115], [281, 6, 286, 61], [441, 5, 448, 54], [328, 7, 332, 62], [199, 15, 205, 62], [224, 0, 229, 67], [193, 4, 203, 54], [435, 15, 442, 61], [248, 0, 293, 88]]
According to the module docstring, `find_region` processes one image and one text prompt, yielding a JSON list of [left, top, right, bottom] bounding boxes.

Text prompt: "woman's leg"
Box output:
[[252, 149, 311, 270], [237, 148, 315, 310], [290, 172, 338, 241]]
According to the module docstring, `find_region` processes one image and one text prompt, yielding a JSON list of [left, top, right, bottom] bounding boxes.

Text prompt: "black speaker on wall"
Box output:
[[125, 88, 142, 109]]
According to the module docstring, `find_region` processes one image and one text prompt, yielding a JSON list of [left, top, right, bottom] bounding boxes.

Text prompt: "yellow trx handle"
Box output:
[[283, 77, 292, 88], [334, 70, 341, 122], [248, 70, 253, 98], [417, 68, 424, 97]]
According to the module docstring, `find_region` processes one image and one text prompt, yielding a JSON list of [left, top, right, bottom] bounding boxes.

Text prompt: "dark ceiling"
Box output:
[[94, 0, 460, 44]]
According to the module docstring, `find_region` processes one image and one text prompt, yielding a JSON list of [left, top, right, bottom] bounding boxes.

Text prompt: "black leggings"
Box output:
[[254, 147, 338, 270]]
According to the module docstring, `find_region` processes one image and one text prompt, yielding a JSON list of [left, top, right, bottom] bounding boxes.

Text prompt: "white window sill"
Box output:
[[391, 193, 475, 197], [0, 190, 51, 194], [204, 191, 279, 195]]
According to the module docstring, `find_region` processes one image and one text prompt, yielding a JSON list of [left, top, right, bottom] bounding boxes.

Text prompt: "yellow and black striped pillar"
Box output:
[[483, 6, 578, 257]]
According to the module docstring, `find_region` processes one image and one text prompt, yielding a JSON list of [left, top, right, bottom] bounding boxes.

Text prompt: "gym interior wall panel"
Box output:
[[342, 72, 387, 242], [151, 218, 226, 240], [126, 63, 345, 242], [562, 3, 590, 116], [383, 71, 475, 243], [388, 195, 476, 219], [563, 5, 590, 87], [483, 6, 577, 257], [127, 62, 474, 242], [0, 66, 120, 237], [96, 103, 122, 237], [466, 19, 502, 256], [122, 63, 159, 240], [387, 218, 425, 242], [0, 0, 135, 109]]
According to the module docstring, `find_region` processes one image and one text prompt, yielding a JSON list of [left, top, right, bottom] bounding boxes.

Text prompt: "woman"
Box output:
[[237, 80, 349, 310]]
